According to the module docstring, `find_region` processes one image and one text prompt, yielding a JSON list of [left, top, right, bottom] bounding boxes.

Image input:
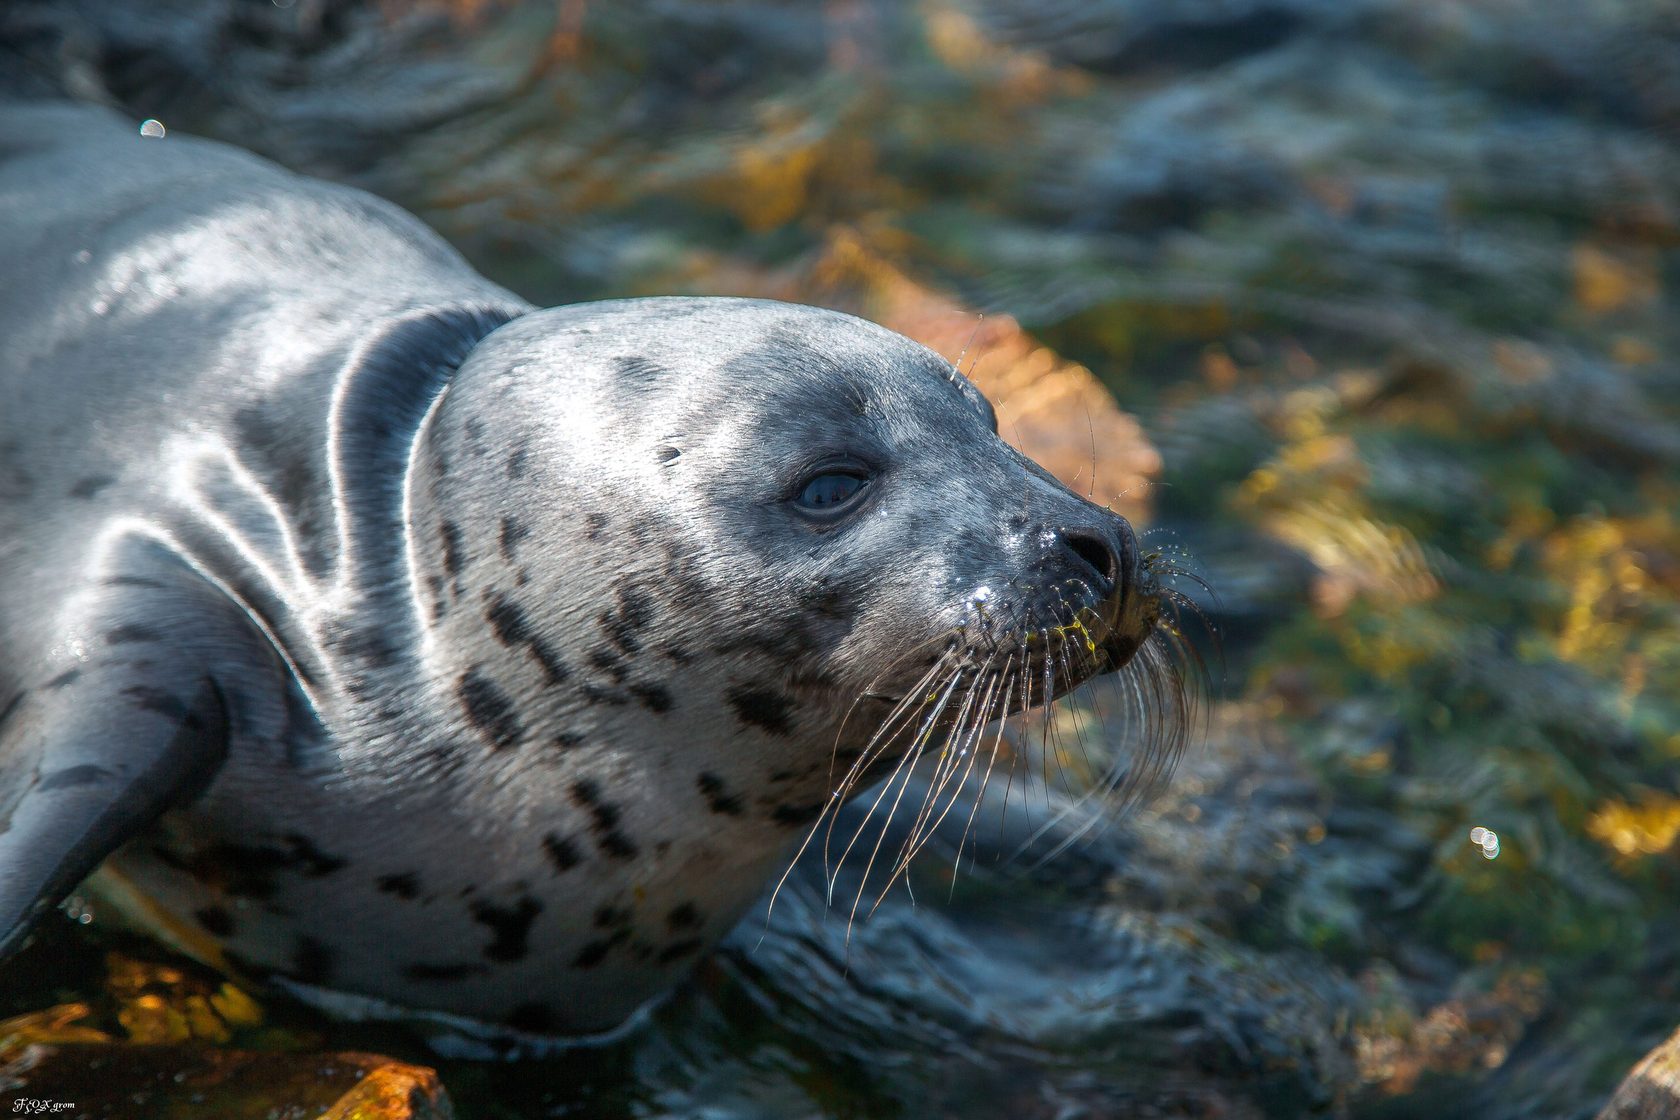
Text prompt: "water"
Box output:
[[4, 1, 1679, 1116]]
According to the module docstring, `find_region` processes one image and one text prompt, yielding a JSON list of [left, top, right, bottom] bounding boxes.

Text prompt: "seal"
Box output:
[[0, 102, 1186, 1037]]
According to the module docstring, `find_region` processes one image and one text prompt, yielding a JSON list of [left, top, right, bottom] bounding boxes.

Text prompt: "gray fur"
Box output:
[[0, 103, 1153, 1035]]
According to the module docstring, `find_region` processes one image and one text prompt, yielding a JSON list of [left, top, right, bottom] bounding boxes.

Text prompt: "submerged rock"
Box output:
[[1599, 1026, 1680, 1120], [0, 945, 451, 1119]]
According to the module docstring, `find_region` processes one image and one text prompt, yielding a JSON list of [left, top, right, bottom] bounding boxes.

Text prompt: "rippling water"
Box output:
[[4, 2, 1680, 1117]]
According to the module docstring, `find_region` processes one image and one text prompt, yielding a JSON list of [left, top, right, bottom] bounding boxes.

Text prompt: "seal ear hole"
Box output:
[[656, 446, 681, 464]]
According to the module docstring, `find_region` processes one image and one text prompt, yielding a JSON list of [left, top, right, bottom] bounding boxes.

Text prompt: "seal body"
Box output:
[[0, 103, 1160, 1035]]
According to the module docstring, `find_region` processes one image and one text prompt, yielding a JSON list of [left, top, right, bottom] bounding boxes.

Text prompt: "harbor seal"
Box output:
[[0, 102, 1184, 1037]]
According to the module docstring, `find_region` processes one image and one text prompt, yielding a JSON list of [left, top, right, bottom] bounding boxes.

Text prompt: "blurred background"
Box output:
[[3, 1, 1680, 1117]]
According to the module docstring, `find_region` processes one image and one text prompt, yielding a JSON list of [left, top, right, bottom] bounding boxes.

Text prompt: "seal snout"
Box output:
[[1044, 512, 1155, 683]]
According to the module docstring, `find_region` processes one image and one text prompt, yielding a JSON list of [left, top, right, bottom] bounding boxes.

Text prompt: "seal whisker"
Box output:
[[993, 614, 1046, 846], [953, 663, 1021, 891], [892, 663, 995, 867], [818, 657, 964, 894], [828, 634, 963, 784], [823, 653, 960, 824], [759, 651, 955, 932], [834, 665, 970, 941], [882, 666, 997, 885], [881, 661, 1012, 898]]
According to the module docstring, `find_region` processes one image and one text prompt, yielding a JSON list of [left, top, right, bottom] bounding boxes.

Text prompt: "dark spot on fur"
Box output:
[[195, 906, 235, 936], [506, 1002, 555, 1032], [498, 515, 530, 560], [667, 902, 703, 933], [292, 936, 334, 984], [404, 961, 489, 981], [70, 475, 115, 499], [570, 780, 614, 824], [662, 539, 713, 610], [553, 731, 585, 749], [657, 938, 703, 965], [629, 683, 674, 713], [377, 872, 421, 900], [594, 905, 632, 929], [620, 586, 653, 631], [485, 596, 529, 647], [440, 521, 465, 582], [572, 930, 630, 969], [572, 941, 611, 968], [471, 897, 542, 962], [585, 513, 609, 541], [661, 644, 693, 665], [506, 446, 529, 479], [157, 842, 297, 900], [656, 445, 680, 463], [581, 683, 630, 706], [712, 620, 817, 662], [726, 685, 797, 737], [697, 772, 744, 816], [772, 803, 824, 827], [485, 597, 570, 685], [44, 669, 81, 690], [458, 668, 524, 749], [570, 780, 640, 860], [599, 611, 641, 656], [599, 831, 638, 859], [616, 355, 668, 384], [37, 765, 111, 791], [542, 832, 583, 873], [588, 646, 629, 683]]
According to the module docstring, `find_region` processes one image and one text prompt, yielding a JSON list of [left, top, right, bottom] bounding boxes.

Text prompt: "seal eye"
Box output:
[[794, 471, 869, 516]]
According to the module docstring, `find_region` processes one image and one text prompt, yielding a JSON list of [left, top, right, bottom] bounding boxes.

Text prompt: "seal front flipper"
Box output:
[[0, 542, 277, 959]]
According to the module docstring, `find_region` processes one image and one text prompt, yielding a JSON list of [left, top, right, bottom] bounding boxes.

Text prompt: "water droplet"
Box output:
[[74, 249, 92, 264], [91, 299, 110, 316], [139, 119, 166, 139]]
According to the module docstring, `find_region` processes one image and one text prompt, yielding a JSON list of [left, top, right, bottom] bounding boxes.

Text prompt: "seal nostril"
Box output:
[[1062, 529, 1120, 593]]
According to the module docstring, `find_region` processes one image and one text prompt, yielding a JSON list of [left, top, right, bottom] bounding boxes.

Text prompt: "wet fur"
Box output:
[[0, 102, 1193, 1036]]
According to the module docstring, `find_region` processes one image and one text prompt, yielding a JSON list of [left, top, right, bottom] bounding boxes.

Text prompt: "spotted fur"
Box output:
[[0, 103, 1178, 1041]]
